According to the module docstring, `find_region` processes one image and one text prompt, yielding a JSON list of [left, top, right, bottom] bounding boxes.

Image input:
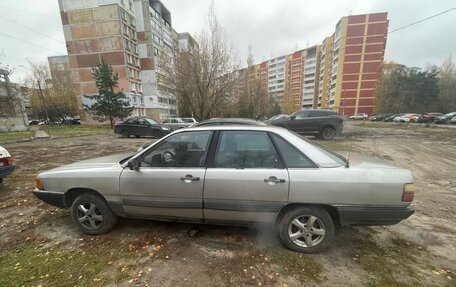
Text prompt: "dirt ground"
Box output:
[[0, 123, 455, 287]]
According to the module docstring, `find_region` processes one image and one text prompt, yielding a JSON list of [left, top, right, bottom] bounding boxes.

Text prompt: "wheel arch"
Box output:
[[275, 203, 341, 227], [65, 187, 106, 208]]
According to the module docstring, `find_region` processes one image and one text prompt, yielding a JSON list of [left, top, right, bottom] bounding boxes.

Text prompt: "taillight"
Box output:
[[36, 177, 44, 190], [402, 183, 415, 202], [6, 157, 13, 165]]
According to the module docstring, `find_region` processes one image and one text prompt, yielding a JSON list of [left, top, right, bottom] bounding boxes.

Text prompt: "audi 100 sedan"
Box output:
[[33, 126, 415, 253]]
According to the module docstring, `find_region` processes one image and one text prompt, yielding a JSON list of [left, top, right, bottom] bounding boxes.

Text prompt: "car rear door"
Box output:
[[203, 131, 289, 223], [119, 131, 213, 220]]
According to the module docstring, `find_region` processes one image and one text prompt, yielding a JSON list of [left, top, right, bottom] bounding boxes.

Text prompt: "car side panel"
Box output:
[[287, 167, 411, 206], [203, 168, 289, 222]]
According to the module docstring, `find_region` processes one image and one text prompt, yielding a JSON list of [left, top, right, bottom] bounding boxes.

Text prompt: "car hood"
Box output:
[[47, 153, 134, 172]]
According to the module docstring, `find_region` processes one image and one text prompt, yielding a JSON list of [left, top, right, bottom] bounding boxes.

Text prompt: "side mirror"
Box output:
[[127, 157, 141, 170]]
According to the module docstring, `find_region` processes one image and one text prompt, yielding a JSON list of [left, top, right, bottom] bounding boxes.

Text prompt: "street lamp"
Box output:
[[19, 65, 49, 122]]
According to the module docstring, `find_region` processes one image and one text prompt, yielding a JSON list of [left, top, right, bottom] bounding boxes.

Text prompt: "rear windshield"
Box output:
[[292, 132, 347, 166]]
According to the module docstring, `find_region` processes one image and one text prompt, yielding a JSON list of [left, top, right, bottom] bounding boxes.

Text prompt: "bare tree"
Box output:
[[24, 61, 78, 122], [163, 3, 239, 120]]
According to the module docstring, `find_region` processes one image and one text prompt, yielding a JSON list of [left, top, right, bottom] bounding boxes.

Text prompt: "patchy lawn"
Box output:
[[41, 125, 112, 138], [0, 131, 33, 144]]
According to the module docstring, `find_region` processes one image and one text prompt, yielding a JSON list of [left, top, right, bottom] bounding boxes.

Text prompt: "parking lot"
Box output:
[[0, 122, 455, 286]]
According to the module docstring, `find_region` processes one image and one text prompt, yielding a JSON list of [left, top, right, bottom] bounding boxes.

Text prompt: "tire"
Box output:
[[320, 127, 336, 140], [0, 177, 3, 184], [153, 130, 163, 139], [71, 193, 117, 235], [121, 130, 130, 138], [278, 206, 335, 253], [135, 135, 140, 138]]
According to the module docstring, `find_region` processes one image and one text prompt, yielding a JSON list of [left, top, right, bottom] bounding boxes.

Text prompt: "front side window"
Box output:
[[294, 110, 309, 119], [141, 131, 212, 168], [214, 131, 279, 168]]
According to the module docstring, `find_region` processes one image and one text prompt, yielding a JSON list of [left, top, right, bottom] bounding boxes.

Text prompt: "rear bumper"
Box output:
[[33, 189, 67, 208], [0, 165, 15, 178], [336, 205, 415, 226]]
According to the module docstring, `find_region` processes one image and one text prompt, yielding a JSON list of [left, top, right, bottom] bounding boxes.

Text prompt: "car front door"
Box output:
[[137, 118, 152, 137], [203, 131, 289, 223], [119, 131, 213, 220], [288, 110, 309, 133]]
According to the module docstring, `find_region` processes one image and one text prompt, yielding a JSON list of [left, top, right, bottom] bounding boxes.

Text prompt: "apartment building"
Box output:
[[241, 12, 388, 116], [50, 0, 190, 123], [318, 12, 389, 116]]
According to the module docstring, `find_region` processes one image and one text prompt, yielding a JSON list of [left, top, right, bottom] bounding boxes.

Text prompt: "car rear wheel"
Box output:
[[121, 130, 130, 138], [71, 193, 117, 235], [153, 130, 163, 139], [279, 206, 334, 253], [320, 127, 336, 140]]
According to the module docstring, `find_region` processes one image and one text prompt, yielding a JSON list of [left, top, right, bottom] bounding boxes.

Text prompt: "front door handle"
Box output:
[[180, 174, 200, 182], [264, 176, 286, 184]]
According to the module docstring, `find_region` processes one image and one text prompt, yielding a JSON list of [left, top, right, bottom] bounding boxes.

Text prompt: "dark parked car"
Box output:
[[114, 117, 171, 138], [193, 118, 266, 127], [139, 118, 265, 151], [382, 113, 401, 122], [434, 112, 456, 124], [0, 145, 15, 184], [271, 109, 343, 140], [417, 113, 443, 123], [370, 113, 394, 122]]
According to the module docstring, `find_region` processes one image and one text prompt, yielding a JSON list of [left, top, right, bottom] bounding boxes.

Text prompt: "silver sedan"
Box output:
[[33, 126, 415, 253]]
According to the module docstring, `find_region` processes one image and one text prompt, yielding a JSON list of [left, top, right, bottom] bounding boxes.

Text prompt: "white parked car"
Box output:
[[349, 113, 368, 120], [0, 145, 15, 183]]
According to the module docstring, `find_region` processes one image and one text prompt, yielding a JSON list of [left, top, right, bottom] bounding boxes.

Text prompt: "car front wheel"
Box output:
[[71, 193, 117, 235], [278, 206, 335, 253], [153, 130, 163, 139], [121, 130, 130, 138]]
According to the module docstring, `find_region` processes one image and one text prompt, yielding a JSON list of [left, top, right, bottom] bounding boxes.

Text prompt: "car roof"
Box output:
[[195, 118, 265, 125]]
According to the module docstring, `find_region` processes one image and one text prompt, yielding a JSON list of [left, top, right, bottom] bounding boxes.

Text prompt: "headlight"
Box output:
[[161, 127, 170, 130]]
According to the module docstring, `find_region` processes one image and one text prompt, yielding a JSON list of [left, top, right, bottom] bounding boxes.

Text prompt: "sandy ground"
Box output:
[[0, 123, 455, 286]]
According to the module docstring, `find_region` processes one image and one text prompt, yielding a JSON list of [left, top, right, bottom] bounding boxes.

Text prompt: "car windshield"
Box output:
[[181, 118, 194, 123], [145, 118, 158, 125]]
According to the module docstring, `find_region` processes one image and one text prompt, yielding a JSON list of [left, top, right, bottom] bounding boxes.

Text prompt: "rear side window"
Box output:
[[214, 131, 279, 168], [270, 134, 316, 168]]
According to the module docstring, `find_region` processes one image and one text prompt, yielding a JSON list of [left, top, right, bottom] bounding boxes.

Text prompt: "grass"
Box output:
[[351, 236, 428, 287], [270, 248, 324, 283], [41, 125, 112, 138], [0, 243, 138, 287], [0, 131, 33, 144]]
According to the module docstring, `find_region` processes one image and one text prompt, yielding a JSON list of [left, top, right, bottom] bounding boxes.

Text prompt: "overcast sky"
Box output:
[[1, 0, 455, 83]]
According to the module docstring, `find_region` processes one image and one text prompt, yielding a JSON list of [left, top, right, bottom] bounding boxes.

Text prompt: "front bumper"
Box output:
[[0, 165, 15, 178], [33, 189, 67, 208], [336, 205, 415, 226]]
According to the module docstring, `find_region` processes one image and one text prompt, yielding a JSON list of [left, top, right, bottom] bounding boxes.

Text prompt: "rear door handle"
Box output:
[[180, 174, 200, 182], [264, 176, 286, 184]]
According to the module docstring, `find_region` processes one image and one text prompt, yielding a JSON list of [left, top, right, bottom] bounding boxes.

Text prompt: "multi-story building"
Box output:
[[238, 12, 388, 116], [50, 0, 191, 123], [318, 12, 389, 116]]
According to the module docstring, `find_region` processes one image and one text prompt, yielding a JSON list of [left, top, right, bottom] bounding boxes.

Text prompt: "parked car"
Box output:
[[393, 113, 416, 123], [0, 146, 15, 184], [192, 118, 266, 127], [349, 113, 368, 120], [114, 117, 171, 138], [434, 112, 456, 124], [162, 117, 193, 130], [264, 114, 288, 124], [33, 125, 415, 253], [383, 113, 401, 122], [450, 116, 456, 124], [370, 113, 394, 122], [417, 113, 443, 123], [271, 109, 343, 140], [28, 119, 40, 125]]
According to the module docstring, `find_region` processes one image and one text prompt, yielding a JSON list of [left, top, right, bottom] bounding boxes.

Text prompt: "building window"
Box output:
[[139, 96, 144, 104], [153, 47, 159, 56], [129, 1, 133, 11], [153, 34, 161, 45]]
